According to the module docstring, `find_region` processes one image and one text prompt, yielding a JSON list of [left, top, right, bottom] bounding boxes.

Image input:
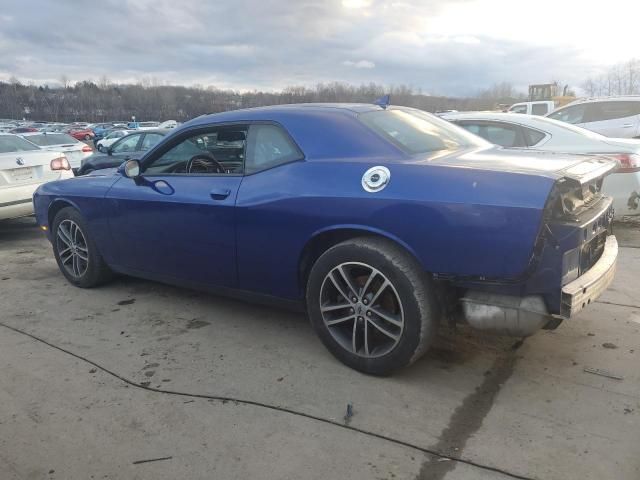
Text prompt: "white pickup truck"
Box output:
[[507, 101, 555, 116]]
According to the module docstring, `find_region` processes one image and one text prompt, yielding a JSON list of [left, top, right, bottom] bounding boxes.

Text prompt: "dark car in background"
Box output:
[[77, 129, 168, 175]]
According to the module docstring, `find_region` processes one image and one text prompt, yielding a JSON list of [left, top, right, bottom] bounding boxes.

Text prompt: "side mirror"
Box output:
[[120, 159, 141, 179], [106, 146, 113, 156]]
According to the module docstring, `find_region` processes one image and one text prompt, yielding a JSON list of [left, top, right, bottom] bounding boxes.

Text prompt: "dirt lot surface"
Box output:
[[1, 218, 639, 480]]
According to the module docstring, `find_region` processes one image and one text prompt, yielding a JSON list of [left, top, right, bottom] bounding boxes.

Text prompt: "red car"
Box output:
[[66, 127, 95, 141]]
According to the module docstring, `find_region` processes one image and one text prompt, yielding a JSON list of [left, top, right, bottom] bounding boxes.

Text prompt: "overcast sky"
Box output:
[[0, 0, 638, 96]]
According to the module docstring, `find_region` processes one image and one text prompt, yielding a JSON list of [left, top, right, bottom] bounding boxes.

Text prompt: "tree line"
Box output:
[[0, 78, 524, 123], [582, 58, 640, 97]]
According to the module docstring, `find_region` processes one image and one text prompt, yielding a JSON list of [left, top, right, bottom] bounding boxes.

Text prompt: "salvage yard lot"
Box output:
[[1, 218, 639, 480]]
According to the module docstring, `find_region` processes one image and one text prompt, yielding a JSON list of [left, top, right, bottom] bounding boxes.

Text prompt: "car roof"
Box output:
[[19, 131, 75, 136], [185, 103, 384, 127], [442, 111, 620, 142], [442, 111, 528, 121], [441, 111, 578, 132], [124, 128, 171, 134], [559, 95, 640, 108], [443, 110, 585, 128]]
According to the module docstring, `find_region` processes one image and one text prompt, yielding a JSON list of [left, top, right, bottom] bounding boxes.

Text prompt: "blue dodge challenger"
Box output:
[[33, 103, 618, 374]]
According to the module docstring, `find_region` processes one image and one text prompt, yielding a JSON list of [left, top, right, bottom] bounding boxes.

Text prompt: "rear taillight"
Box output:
[[607, 153, 640, 173], [50, 156, 70, 171], [81, 145, 92, 153]]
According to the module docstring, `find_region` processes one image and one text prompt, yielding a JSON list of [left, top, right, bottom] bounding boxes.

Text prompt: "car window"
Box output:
[[24, 133, 77, 146], [588, 101, 640, 122], [144, 127, 247, 175], [509, 104, 528, 114], [482, 124, 521, 147], [531, 104, 549, 116], [457, 123, 482, 136], [548, 104, 587, 124], [0, 135, 40, 152], [523, 127, 546, 146], [455, 121, 524, 148], [360, 109, 479, 155], [140, 133, 164, 151], [111, 134, 141, 153], [245, 124, 303, 174]]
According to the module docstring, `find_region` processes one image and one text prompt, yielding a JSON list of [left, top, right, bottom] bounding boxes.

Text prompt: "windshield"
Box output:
[[0, 135, 41, 153], [359, 108, 488, 155], [24, 133, 78, 146]]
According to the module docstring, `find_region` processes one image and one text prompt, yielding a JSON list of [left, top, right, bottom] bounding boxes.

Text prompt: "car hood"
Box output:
[[423, 146, 617, 185], [87, 167, 118, 176]]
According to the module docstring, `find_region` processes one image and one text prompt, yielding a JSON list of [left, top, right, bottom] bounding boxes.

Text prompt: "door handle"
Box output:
[[210, 188, 231, 200], [622, 123, 634, 128]]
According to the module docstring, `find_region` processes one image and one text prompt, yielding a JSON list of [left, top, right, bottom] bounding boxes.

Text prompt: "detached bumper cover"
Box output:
[[560, 235, 617, 318]]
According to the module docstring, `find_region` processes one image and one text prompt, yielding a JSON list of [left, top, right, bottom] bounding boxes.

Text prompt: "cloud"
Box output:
[[0, 0, 633, 96], [342, 60, 376, 69]]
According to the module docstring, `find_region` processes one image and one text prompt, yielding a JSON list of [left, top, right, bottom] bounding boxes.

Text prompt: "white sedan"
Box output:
[[0, 134, 73, 220], [96, 129, 131, 152], [19, 132, 93, 171], [442, 111, 640, 217]]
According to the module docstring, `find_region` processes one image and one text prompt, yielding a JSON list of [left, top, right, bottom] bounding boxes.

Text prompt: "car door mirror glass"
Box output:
[[122, 159, 141, 178]]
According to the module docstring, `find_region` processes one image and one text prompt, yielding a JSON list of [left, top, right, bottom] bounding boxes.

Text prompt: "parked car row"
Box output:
[[0, 119, 179, 146], [79, 129, 169, 175], [0, 127, 171, 215], [507, 96, 640, 139]]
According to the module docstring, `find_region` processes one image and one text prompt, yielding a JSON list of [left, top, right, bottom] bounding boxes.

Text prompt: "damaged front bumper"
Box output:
[[460, 234, 618, 337]]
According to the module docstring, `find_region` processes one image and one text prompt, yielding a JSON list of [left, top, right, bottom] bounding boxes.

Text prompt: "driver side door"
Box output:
[[105, 124, 248, 288]]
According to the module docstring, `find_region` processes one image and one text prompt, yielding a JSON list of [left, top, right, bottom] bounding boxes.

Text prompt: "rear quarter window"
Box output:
[[524, 127, 546, 146], [245, 124, 303, 174]]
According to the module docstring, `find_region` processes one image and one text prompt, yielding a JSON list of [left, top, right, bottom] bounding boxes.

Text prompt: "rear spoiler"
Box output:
[[557, 157, 617, 186]]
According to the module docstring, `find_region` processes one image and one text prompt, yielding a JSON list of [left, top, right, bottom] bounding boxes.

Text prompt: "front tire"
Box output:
[[52, 207, 112, 287], [306, 237, 440, 375]]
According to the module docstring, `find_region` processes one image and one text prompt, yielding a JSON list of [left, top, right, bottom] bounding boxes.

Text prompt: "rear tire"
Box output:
[[52, 207, 112, 287], [306, 237, 440, 375]]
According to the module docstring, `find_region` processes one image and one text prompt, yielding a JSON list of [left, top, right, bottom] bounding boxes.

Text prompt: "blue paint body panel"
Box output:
[[32, 104, 613, 315]]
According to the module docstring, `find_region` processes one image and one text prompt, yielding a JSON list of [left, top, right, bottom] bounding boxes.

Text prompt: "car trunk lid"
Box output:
[[0, 150, 63, 187], [425, 146, 616, 181]]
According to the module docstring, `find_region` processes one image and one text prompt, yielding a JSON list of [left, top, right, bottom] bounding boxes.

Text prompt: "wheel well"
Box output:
[[298, 228, 419, 293], [47, 200, 74, 228]]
